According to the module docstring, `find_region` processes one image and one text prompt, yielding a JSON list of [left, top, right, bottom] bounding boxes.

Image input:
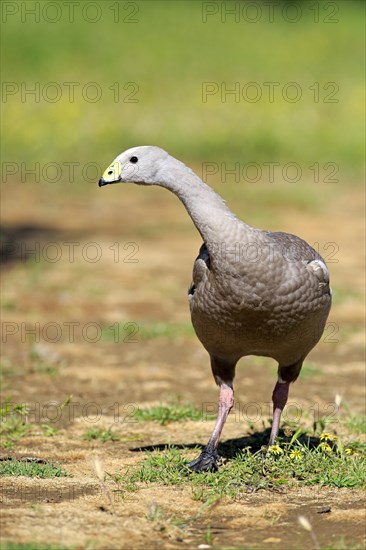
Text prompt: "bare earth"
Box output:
[[1, 177, 365, 549]]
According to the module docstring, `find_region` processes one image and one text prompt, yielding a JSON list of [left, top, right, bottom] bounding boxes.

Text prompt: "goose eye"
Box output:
[[130, 156, 138, 163]]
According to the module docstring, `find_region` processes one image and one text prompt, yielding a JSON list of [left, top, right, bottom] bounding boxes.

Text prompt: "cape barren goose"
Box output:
[[99, 146, 332, 472]]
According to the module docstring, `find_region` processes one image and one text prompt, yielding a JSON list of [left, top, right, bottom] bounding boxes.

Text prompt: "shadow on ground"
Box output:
[[129, 429, 322, 459], [0, 224, 90, 267]]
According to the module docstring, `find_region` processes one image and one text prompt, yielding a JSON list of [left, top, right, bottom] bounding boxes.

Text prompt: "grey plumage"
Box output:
[[99, 146, 332, 471]]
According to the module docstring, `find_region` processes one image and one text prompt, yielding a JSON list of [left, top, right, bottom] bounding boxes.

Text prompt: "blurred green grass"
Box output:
[[2, 0, 364, 177]]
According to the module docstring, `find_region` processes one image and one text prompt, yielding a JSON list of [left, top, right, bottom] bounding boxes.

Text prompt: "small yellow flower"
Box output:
[[320, 432, 337, 442], [268, 445, 283, 455], [345, 448, 359, 457], [318, 442, 332, 453], [290, 449, 304, 461]]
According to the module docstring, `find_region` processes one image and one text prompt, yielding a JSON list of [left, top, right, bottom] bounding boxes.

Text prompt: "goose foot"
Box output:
[[186, 448, 222, 472]]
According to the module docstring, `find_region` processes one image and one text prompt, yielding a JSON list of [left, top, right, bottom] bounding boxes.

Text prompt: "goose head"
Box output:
[[98, 145, 170, 187]]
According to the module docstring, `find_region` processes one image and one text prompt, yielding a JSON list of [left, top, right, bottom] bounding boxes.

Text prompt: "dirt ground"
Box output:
[[1, 177, 365, 549]]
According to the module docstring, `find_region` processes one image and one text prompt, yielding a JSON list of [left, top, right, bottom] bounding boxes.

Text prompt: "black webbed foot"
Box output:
[[185, 448, 222, 472]]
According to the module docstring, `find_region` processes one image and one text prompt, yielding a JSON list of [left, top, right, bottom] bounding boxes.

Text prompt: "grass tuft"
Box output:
[[0, 398, 30, 449], [82, 427, 120, 442], [344, 413, 366, 435], [0, 459, 69, 478], [133, 403, 214, 426], [113, 434, 366, 501]]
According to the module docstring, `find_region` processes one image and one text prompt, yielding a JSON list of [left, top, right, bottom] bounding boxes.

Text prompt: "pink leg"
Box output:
[[208, 383, 234, 449], [187, 382, 234, 472], [268, 380, 289, 446]]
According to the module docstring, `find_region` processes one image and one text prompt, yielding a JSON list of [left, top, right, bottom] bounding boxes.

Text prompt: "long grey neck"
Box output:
[[156, 158, 253, 254]]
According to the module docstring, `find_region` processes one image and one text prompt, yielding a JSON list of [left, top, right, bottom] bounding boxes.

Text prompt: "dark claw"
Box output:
[[185, 449, 222, 473]]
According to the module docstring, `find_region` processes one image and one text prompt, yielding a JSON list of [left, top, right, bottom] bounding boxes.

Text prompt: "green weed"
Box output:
[[113, 434, 366, 502], [0, 398, 30, 449], [345, 414, 366, 435], [41, 424, 59, 437], [133, 403, 214, 425], [0, 459, 69, 478], [82, 427, 120, 442], [342, 404, 366, 435], [320, 542, 366, 550]]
